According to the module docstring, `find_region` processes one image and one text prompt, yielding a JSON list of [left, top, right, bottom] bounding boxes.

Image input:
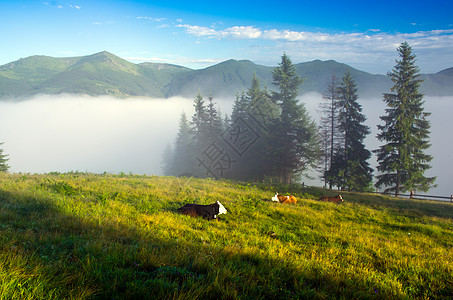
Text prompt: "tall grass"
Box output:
[[0, 173, 452, 299]]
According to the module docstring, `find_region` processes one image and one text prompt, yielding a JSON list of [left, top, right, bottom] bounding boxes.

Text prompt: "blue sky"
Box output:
[[1, 0, 452, 74]]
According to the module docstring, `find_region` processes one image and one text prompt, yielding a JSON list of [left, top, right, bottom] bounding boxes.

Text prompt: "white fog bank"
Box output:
[[0, 95, 196, 175], [0, 94, 451, 197]]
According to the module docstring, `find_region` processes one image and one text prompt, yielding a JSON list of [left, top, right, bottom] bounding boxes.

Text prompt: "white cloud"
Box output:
[[177, 23, 453, 45], [44, 2, 79, 9], [137, 16, 166, 22], [176, 25, 262, 39], [224, 26, 262, 39], [176, 24, 219, 38], [175, 23, 453, 73], [92, 20, 115, 26], [262, 29, 330, 42]]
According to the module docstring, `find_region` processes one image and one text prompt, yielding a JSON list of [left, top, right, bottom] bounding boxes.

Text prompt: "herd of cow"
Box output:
[[177, 192, 344, 220]]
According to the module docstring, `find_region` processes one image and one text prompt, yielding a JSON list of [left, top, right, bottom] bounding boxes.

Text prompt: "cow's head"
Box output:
[[337, 195, 343, 202], [217, 201, 227, 215], [271, 193, 280, 202]]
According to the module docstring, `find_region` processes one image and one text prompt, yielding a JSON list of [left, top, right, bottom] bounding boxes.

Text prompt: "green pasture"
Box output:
[[0, 173, 452, 299]]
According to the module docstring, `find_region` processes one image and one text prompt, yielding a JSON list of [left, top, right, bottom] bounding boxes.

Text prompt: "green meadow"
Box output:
[[0, 173, 452, 299]]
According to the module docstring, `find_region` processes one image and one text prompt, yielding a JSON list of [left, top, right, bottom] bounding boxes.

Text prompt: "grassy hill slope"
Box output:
[[0, 173, 451, 299]]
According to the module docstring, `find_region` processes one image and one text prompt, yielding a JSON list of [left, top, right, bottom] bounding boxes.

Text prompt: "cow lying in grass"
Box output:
[[318, 195, 344, 204], [177, 201, 227, 220], [272, 193, 297, 204]]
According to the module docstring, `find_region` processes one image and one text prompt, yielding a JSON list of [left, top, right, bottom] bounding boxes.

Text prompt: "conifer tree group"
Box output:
[[164, 54, 321, 183], [268, 54, 321, 183], [163, 45, 436, 194], [329, 72, 373, 191], [320, 72, 373, 191], [318, 75, 340, 188]]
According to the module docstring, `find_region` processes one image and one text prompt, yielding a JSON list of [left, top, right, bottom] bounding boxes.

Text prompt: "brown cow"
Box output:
[[272, 193, 297, 204], [318, 195, 343, 204]]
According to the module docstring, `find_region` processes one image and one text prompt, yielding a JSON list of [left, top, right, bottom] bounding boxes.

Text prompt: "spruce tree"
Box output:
[[374, 42, 435, 196], [247, 75, 279, 125], [172, 112, 194, 176], [0, 142, 10, 173], [329, 72, 373, 191], [223, 114, 231, 132], [231, 91, 250, 122], [190, 92, 208, 147], [270, 54, 321, 183], [205, 95, 223, 142], [241, 74, 279, 181], [319, 74, 340, 188]]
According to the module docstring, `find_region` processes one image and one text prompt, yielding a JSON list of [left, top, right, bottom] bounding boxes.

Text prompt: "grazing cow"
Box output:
[[272, 193, 297, 204], [177, 201, 227, 220], [318, 195, 344, 204]]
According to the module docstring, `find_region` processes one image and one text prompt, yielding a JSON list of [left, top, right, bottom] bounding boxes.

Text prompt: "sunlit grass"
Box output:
[[0, 172, 452, 299]]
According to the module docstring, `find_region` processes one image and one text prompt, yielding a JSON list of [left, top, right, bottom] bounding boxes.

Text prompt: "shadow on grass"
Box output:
[[1, 187, 446, 299]]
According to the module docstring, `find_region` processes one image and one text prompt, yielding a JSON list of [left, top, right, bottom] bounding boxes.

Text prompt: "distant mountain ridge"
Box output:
[[1, 51, 452, 100]]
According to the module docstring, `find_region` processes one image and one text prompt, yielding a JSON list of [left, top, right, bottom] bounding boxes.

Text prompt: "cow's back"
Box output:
[[277, 195, 297, 204], [177, 204, 199, 217], [318, 195, 343, 204], [177, 203, 217, 219]]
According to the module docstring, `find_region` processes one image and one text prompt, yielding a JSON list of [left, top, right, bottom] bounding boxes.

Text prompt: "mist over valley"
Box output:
[[0, 93, 451, 197], [0, 95, 195, 175]]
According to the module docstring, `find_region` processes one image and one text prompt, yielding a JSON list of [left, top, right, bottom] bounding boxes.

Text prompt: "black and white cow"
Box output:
[[177, 201, 227, 220]]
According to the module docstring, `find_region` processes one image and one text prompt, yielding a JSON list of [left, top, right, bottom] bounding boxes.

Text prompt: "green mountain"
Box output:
[[0, 55, 76, 97], [165, 59, 392, 98], [165, 59, 274, 98], [38, 52, 162, 97], [294, 60, 392, 98], [1, 51, 452, 100], [420, 67, 453, 96], [437, 67, 453, 77], [166, 59, 452, 98], [0, 51, 190, 98]]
